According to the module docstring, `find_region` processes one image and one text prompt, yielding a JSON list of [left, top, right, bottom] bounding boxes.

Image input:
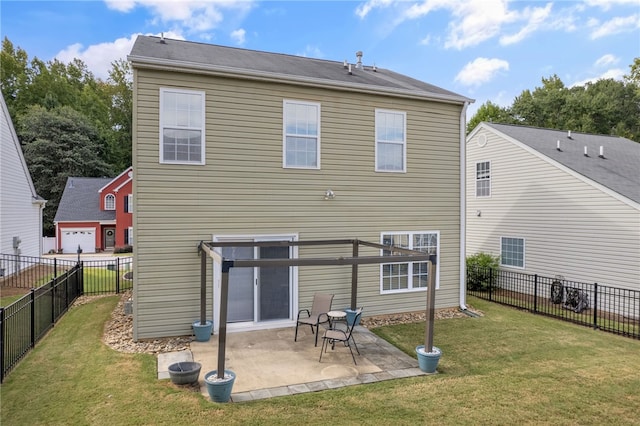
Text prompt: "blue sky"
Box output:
[[1, 0, 639, 118]]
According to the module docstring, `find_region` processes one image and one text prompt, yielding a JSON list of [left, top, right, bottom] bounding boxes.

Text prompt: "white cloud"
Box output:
[[571, 68, 626, 87], [296, 45, 325, 59], [355, 0, 394, 19], [54, 31, 184, 80], [230, 29, 246, 45], [105, 0, 254, 35], [455, 57, 509, 87], [584, 0, 640, 11], [590, 14, 640, 39], [499, 3, 553, 45], [594, 54, 619, 68]]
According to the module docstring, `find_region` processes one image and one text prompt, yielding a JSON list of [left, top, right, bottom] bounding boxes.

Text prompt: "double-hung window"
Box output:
[[124, 194, 133, 213], [160, 88, 205, 165], [375, 109, 406, 172], [501, 237, 525, 269], [283, 100, 320, 169], [380, 231, 439, 293], [476, 161, 491, 197]]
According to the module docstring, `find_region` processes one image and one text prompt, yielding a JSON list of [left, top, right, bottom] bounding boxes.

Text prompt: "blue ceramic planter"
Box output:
[[204, 370, 236, 403], [192, 320, 213, 342], [344, 308, 362, 326], [416, 345, 441, 374]]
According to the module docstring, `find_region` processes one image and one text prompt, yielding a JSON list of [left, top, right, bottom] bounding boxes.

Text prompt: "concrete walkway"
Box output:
[[158, 325, 429, 402]]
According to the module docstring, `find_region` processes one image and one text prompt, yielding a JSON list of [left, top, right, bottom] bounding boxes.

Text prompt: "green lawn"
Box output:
[[2, 296, 639, 425]]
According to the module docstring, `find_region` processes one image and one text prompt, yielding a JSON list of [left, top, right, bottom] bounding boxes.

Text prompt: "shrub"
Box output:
[[114, 245, 133, 254], [466, 252, 500, 291]]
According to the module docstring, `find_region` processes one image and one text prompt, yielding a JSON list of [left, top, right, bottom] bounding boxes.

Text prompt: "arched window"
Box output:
[[105, 194, 115, 210]]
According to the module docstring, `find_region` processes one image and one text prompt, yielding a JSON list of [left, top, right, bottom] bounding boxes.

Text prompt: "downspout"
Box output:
[[459, 101, 470, 311]]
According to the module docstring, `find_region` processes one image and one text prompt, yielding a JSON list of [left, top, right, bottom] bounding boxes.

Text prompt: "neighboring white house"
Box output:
[[0, 93, 46, 273], [466, 122, 640, 291]]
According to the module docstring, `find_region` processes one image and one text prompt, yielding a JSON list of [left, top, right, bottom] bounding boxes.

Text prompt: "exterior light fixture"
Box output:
[[324, 189, 336, 200]]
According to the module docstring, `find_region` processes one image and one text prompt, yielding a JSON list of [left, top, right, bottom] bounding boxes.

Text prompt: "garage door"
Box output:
[[61, 228, 96, 254]]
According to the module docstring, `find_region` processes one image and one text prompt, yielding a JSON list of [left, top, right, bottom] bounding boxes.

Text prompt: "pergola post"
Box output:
[[351, 239, 358, 310], [200, 247, 207, 325], [217, 260, 232, 379], [424, 254, 437, 352]]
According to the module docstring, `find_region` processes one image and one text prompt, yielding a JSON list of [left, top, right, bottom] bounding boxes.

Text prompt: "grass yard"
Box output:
[[2, 296, 639, 425]]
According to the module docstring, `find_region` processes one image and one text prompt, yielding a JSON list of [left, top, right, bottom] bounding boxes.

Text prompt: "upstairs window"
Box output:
[[283, 100, 320, 168], [380, 231, 439, 293], [476, 161, 491, 197], [104, 194, 115, 210], [160, 88, 205, 165], [124, 194, 133, 213], [375, 109, 406, 172]]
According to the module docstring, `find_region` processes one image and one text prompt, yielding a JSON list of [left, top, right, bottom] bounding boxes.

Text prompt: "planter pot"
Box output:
[[192, 320, 213, 342], [416, 345, 442, 374], [344, 308, 362, 327], [204, 370, 236, 403], [168, 361, 202, 385]]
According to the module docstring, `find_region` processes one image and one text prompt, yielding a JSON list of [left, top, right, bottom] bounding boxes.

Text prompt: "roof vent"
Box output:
[[159, 33, 166, 44], [556, 140, 562, 151], [343, 59, 348, 69], [372, 63, 377, 72], [567, 130, 572, 139], [599, 146, 605, 159], [355, 51, 363, 70], [69, 179, 74, 188], [584, 146, 589, 157]]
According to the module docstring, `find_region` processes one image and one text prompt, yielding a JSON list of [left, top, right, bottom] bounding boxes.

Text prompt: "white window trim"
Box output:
[[282, 99, 321, 169], [500, 236, 525, 269], [475, 160, 491, 198], [375, 109, 407, 173], [127, 194, 133, 213], [159, 88, 206, 165], [104, 194, 115, 211], [379, 231, 440, 294], [128, 227, 134, 246]]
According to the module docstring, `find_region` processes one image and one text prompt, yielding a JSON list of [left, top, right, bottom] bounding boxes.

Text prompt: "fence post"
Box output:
[[489, 267, 493, 301], [593, 283, 598, 330], [54, 257, 57, 278], [30, 289, 36, 348], [534, 274, 538, 313], [1, 307, 5, 383], [116, 257, 120, 294], [51, 277, 56, 325]]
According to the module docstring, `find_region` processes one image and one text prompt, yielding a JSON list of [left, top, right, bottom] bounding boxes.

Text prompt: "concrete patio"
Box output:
[[158, 324, 428, 402]]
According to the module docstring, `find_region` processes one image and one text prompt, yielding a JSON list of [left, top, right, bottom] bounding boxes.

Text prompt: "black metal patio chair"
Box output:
[[319, 308, 363, 365]]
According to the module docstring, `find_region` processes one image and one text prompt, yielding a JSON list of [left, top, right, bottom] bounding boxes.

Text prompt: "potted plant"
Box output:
[[415, 255, 442, 373]]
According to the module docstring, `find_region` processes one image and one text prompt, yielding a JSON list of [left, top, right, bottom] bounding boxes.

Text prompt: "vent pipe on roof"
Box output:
[[556, 140, 562, 151], [355, 51, 363, 70], [343, 59, 348, 69], [599, 146, 605, 159], [160, 33, 166, 44], [348, 63, 352, 75], [567, 130, 572, 139], [373, 63, 377, 72], [584, 146, 588, 157], [69, 179, 74, 188]]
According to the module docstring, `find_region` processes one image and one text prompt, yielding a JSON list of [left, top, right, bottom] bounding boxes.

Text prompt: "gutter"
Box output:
[[459, 101, 471, 311]]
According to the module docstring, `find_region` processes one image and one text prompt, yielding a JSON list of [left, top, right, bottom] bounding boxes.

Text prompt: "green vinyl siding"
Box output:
[[132, 68, 463, 339]]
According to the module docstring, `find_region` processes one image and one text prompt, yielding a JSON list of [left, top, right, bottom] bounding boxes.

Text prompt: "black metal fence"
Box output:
[[467, 266, 640, 340], [0, 254, 134, 382], [0, 254, 133, 295]]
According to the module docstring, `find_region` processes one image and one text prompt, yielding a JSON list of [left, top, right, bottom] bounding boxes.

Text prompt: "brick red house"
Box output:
[[54, 167, 133, 253]]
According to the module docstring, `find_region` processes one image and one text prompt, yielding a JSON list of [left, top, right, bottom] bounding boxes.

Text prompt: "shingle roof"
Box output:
[[128, 36, 471, 104], [54, 177, 116, 222], [485, 123, 640, 204]]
